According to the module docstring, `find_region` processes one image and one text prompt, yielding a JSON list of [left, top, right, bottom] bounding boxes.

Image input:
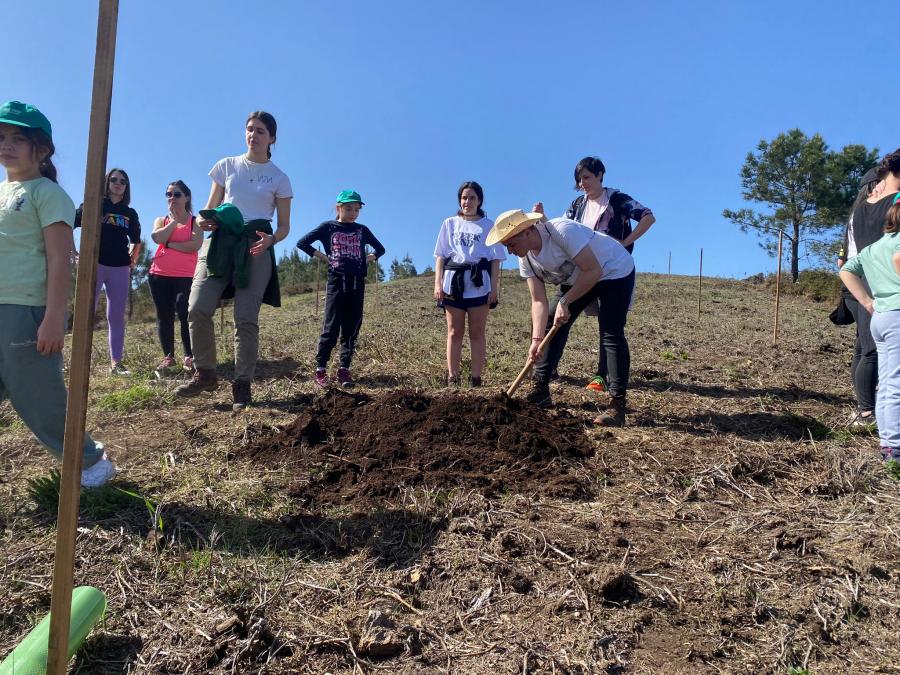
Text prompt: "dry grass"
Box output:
[[0, 271, 898, 674]]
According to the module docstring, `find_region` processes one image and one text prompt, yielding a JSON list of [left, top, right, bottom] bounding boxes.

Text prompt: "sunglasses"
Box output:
[[165, 191, 183, 198], [108, 177, 127, 185]]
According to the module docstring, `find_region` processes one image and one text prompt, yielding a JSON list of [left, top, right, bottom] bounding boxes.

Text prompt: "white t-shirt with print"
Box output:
[[209, 155, 293, 222], [518, 217, 633, 286], [433, 216, 506, 298]]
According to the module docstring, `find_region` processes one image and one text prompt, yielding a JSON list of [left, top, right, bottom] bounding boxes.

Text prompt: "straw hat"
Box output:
[[485, 209, 544, 246]]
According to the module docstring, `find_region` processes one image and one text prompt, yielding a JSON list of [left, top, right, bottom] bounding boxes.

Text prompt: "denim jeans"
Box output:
[[534, 270, 634, 397], [0, 305, 101, 466], [870, 309, 900, 450]]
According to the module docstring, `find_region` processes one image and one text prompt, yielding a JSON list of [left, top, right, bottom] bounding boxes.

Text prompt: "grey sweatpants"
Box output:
[[0, 305, 101, 466], [187, 239, 272, 382]]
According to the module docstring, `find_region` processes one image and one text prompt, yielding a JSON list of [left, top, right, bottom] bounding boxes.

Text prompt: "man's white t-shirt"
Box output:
[[433, 216, 506, 297], [209, 155, 293, 222], [518, 218, 634, 286]]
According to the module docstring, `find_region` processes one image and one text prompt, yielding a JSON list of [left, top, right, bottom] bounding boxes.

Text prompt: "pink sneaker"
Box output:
[[156, 356, 176, 371], [313, 368, 329, 389], [337, 367, 354, 388], [182, 356, 194, 372]]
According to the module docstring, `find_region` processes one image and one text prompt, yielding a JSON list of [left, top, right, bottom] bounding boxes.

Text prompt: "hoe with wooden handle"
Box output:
[[505, 325, 560, 397]]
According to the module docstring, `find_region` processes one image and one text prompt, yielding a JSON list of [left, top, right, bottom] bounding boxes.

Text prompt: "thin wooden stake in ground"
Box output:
[[47, 1, 119, 673], [697, 248, 703, 319], [773, 227, 784, 345], [315, 251, 321, 318]]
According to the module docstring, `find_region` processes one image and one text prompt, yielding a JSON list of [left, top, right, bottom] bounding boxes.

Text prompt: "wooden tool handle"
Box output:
[[506, 324, 560, 397]]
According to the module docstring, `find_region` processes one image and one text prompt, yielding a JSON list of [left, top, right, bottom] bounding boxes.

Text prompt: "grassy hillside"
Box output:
[[0, 271, 897, 673]]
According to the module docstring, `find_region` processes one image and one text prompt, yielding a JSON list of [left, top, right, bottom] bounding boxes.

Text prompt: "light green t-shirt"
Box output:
[[843, 231, 900, 312], [0, 177, 76, 306]]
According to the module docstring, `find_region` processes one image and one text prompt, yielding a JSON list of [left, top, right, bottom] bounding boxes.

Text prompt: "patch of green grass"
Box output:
[[96, 384, 164, 413], [787, 667, 810, 675], [886, 460, 900, 481], [26, 469, 162, 528], [661, 350, 676, 360]]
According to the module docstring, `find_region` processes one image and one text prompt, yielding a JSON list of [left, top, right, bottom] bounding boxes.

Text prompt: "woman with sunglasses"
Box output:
[[148, 180, 202, 375], [74, 168, 142, 375]]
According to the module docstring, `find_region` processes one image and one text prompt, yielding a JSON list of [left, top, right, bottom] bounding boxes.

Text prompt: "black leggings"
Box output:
[[148, 274, 192, 358], [845, 291, 877, 412]]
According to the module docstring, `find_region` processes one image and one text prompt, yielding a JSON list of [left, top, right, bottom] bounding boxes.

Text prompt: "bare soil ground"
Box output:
[[0, 272, 898, 674]]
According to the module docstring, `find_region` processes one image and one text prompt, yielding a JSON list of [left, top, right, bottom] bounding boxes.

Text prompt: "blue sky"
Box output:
[[7, 1, 899, 278]]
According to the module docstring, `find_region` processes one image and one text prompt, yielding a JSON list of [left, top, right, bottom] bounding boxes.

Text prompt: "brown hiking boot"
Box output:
[[593, 396, 626, 427], [231, 380, 252, 411], [174, 368, 218, 398]]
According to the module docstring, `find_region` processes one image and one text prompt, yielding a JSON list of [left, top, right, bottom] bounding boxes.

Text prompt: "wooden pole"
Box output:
[[773, 228, 784, 345], [47, 1, 118, 673], [667, 251, 671, 279], [697, 248, 703, 319], [497, 267, 502, 304], [315, 251, 321, 318]]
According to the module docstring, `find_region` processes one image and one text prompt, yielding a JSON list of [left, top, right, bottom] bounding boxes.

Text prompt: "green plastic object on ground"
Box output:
[[0, 586, 107, 675]]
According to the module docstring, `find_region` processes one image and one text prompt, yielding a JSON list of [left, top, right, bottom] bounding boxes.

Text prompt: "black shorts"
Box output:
[[439, 294, 489, 310]]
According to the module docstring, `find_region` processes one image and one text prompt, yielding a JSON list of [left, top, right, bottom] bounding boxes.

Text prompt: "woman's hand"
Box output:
[[198, 217, 218, 232], [250, 232, 275, 256], [434, 284, 444, 301], [36, 317, 64, 355], [554, 299, 571, 326], [532, 202, 544, 215], [366, 253, 377, 263], [863, 298, 875, 315], [489, 290, 498, 306]]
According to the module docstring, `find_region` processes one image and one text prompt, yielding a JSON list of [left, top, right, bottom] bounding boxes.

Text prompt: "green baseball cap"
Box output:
[[199, 203, 245, 232], [336, 190, 364, 205], [0, 101, 53, 140]]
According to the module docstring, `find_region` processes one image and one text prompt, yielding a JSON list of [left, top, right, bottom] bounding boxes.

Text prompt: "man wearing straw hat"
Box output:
[[486, 209, 635, 425]]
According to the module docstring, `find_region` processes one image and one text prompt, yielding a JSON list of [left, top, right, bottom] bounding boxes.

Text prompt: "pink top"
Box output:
[[150, 216, 198, 278]]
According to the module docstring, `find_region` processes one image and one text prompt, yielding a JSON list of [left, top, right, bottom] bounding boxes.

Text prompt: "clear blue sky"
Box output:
[[7, 1, 899, 278]]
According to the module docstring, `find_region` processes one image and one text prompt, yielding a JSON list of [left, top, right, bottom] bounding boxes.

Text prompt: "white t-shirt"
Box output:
[[580, 189, 613, 233], [518, 217, 634, 286], [209, 155, 293, 222], [433, 216, 506, 297]]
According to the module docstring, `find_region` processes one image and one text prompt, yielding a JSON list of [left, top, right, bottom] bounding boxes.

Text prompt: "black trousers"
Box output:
[[534, 270, 634, 397], [149, 274, 192, 358], [845, 289, 877, 412], [316, 274, 366, 369]]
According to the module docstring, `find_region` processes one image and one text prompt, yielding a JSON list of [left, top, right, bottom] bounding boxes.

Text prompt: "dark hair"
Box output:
[[19, 127, 58, 183], [457, 181, 485, 218], [105, 168, 131, 206], [885, 201, 900, 234], [246, 111, 277, 159], [168, 179, 192, 214], [573, 156, 606, 190], [881, 148, 900, 179]]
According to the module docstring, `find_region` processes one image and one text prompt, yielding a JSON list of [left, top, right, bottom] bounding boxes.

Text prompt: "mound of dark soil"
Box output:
[[244, 389, 596, 505]]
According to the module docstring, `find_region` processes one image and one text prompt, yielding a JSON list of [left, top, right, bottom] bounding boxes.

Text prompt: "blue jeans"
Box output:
[[0, 305, 101, 466], [870, 309, 900, 450]]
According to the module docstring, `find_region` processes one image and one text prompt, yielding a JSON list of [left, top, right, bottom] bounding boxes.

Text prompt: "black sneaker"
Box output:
[[232, 380, 252, 411], [525, 381, 552, 407]]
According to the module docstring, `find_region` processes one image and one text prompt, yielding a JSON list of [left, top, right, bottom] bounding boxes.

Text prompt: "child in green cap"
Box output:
[[297, 190, 385, 388], [0, 100, 115, 487]]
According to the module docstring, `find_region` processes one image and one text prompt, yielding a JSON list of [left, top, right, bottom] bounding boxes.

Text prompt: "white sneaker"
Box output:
[[81, 453, 117, 488]]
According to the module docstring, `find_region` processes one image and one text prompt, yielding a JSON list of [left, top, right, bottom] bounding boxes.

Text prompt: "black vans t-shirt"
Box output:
[[74, 198, 141, 267]]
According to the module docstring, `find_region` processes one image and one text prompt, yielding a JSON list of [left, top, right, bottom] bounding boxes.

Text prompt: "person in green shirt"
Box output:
[[0, 100, 115, 487], [840, 195, 900, 462]]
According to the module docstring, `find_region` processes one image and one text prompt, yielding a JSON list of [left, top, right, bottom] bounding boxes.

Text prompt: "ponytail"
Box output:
[[23, 128, 58, 183]]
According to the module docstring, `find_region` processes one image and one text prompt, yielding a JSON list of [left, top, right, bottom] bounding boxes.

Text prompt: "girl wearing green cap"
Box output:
[[0, 100, 115, 487], [175, 111, 292, 411], [297, 190, 385, 388]]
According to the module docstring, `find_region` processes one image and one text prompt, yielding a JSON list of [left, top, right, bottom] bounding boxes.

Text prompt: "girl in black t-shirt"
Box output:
[[75, 167, 142, 375]]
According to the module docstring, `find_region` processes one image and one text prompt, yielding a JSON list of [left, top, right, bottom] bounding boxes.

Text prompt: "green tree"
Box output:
[[723, 130, 878, 281], [389, 254, 417, 280]]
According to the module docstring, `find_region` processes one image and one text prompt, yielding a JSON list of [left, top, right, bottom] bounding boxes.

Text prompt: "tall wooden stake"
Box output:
[[667, 251, 671, 279], [697, 248, 703, 319], [773, 228, 784, 345], [315, 251, 321, 318], [47, 1, 118, 673], [497, 267, 502, 304]]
